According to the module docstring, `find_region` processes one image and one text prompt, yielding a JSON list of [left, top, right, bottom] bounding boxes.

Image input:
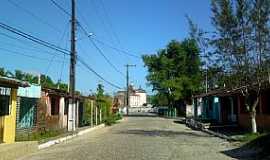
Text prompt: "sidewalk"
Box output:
[[39, 118, 126, 149], [0, 141, 38, 160], [38, 124, 106, 149]]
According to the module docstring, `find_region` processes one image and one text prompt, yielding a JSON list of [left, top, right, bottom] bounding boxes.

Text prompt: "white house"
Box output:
[[115, 85, 147, 109], [129, 87, 147, 108]]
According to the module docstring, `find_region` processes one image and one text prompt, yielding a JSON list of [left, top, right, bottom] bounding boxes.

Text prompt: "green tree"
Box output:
[[143, 39, 202, 111], [0, 68, 6, 76], [40, 74, 56, 88], [15, 70, 24, 80]]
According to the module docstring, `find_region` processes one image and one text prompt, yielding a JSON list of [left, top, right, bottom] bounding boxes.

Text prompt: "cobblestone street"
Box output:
[[19, 116, 236, 160]]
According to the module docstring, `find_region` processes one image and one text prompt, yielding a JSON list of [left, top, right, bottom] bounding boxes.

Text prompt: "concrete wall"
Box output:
[[58, 97, 67, 129], [41, 92, 66, 130], [130, 92, 147, 108], [186, 104, 194, 117]]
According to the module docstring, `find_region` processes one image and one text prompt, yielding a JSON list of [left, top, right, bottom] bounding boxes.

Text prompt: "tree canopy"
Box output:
[[143, 39, 202, 107]]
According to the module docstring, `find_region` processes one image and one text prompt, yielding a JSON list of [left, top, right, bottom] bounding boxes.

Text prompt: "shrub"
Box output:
[[104, 113, 122, 126], [16, 129, 66, 142]]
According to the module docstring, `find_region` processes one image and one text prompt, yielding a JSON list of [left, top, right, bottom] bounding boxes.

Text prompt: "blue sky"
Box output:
[[0, 0, 212, 95]]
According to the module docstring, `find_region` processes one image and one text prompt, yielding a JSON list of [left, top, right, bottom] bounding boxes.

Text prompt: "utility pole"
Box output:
[[68, 0, 76, 132], [125, 64, 136, 116]]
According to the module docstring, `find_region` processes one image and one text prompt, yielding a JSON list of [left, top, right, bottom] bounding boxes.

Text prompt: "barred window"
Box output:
[[0, 87, 10, 116], [0, 95, 10, 116]]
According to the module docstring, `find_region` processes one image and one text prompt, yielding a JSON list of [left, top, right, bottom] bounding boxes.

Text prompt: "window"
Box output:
[[0, 87, 10, 116], [51, 97, 59, 115], [64, 98, 69, 115], [0, 95, 10, 116]]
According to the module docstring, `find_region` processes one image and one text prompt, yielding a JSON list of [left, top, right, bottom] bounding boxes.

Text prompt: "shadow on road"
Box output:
[[173, 120, 186, 125], [221, 134, 270, 160], [117, 129, 211, 138]]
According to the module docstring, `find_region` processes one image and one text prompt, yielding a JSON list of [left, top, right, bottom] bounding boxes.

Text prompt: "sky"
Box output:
[[0, 0, 213, 96]]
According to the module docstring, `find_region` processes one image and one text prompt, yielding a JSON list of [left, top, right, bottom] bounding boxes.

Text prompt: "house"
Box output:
[[16, 84, 41, 130], [193, 90, 238, 125], [129, 86, 147, 108], [0, 77, 29, 143], [40, 87, 69, 130], [115, 85, 147, 111], [192, 83, 270, 131]]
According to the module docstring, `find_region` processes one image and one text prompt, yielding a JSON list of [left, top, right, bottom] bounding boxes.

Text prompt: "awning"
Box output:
[[0, 76, 29, 88]]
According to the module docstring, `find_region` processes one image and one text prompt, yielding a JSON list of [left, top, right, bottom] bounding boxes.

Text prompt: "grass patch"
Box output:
[[104, 113, 122, 126], [16, 129, 68, 143], [234, 132, 268, 143]]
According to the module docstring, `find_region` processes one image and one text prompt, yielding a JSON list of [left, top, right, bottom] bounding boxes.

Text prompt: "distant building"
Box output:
[[115, 85, 147, 108], [129, 86, 147, 108]]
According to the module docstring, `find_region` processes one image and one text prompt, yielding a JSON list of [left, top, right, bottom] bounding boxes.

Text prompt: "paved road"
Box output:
[[20, 116, 236, 160]]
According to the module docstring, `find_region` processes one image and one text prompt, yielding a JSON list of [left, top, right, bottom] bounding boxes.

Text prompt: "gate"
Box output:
[[17, 97, 38, 128]]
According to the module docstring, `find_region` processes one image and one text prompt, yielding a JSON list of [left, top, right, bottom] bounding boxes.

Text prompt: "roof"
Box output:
[[193, 88, 240, 98], [42, 87, 69, 97], [0, 76, 29, 88], [135, 89, 146, 93], [193, 81, 270, 98]]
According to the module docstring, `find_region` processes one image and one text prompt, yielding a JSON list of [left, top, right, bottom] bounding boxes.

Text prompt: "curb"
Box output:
[[185, 119, 238, 142], [38, 124, 105, 150], [202, 128, 237, 142]]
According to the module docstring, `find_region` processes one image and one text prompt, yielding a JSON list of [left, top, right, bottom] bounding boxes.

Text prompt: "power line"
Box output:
[[98, 0, 122, 45], [78, 24, 125, 77], [92, 37, 141, 59], [49, 0, 71, 16], [0, 22, 70, 55], [47, 0, 139, 60], [87, 0, 116, 44], [46, 0, 121, 89], [0, 32, 65, 57], [59, 24, 70, 82], [6, 0, 61, 33], [44, 22, 69, 77], [0, 47, 66, 63], [77, 57, 122, 89]]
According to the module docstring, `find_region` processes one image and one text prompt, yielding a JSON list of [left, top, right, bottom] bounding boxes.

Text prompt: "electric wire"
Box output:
[[77, 57, 122, 89], [78, 23, 125, 77], [6, 0, 62, 33], [0, 22, 70, 55]]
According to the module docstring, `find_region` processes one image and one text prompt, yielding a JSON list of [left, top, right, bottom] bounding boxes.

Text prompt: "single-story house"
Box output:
[[40, 87, 69, 130], [16, 84, 41, 130], [192, 84, 270, 131], [0, 77, 29, 143]]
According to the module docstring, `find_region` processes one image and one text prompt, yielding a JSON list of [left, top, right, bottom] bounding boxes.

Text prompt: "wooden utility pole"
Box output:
[[68, 0, 76, 132], [125, 64, 136, 116]]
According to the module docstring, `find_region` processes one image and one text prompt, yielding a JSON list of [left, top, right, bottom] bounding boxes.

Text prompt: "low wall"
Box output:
[[238, 114, 270, 131], [46, 115, 60, 129], [0, 141, 38, 160]]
